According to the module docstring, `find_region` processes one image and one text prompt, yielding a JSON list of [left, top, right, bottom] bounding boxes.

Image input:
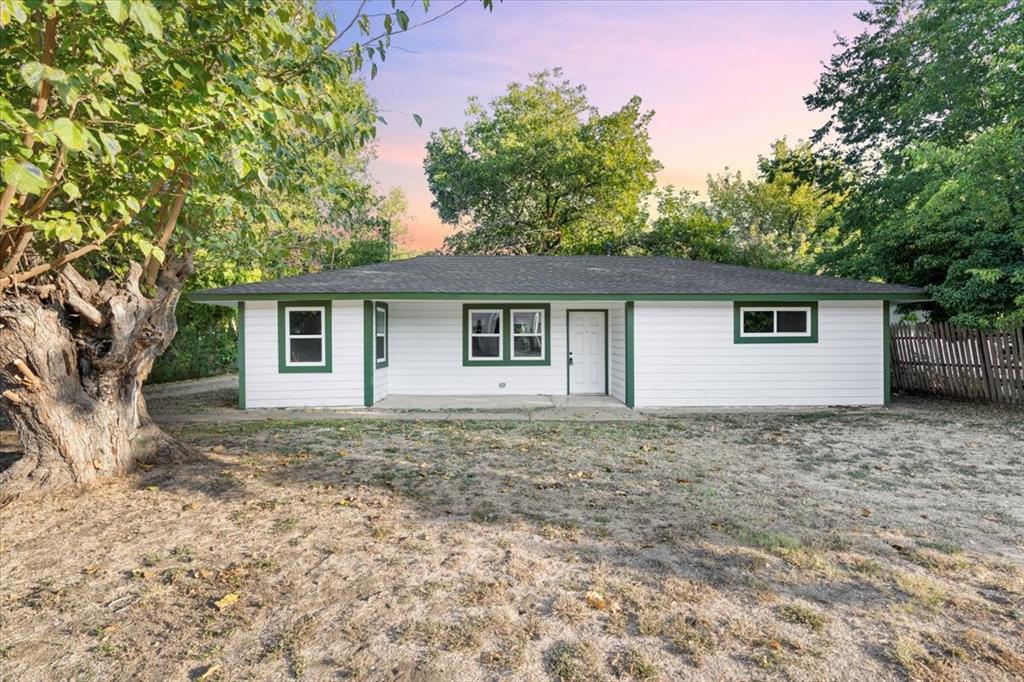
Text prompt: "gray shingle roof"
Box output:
[[192, 255, 926, 298]]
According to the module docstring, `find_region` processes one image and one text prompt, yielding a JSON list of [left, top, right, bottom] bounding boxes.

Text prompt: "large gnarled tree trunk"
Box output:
[[0, 260, 191, 504]]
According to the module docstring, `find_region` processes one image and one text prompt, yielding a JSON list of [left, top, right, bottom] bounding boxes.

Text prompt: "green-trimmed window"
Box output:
[[511, 309, 544, 360], [375, 302, 389, 367], [278, 301, 332, 372], [463, 304, 551, 366], [734, 302, 818, 344]]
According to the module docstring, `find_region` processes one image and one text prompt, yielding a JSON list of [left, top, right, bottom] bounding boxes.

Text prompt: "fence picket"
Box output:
[[889, 323, 1023, 404]]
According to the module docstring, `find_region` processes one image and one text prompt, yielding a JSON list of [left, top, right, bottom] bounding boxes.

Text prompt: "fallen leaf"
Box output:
[[214, 593, 239, 610], [585, 590, 607, 610]]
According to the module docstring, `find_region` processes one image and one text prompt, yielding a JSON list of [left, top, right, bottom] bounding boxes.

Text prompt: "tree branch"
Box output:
[[144, 176, 188, 287], [0, 13, 59, 234], [0, 174, 170, 292]]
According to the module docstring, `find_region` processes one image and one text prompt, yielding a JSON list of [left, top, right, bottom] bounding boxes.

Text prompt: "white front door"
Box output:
[[568, 311, 606, 394]]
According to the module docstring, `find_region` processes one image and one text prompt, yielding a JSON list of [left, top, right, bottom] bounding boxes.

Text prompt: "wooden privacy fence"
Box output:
[[890, 323, 1024, 403]]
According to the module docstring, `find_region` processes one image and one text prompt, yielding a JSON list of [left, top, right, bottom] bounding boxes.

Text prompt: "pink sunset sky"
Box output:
[[325, 0, 869, 251]]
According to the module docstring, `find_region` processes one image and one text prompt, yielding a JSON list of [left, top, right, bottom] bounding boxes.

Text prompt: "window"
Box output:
[[734, 302, 817, 344], [468, 309, 502, 359], [278, 301, 332, 372], [511, 309, 544, 359], [375, 303, 388, 367], [463, 304, 551, 365]]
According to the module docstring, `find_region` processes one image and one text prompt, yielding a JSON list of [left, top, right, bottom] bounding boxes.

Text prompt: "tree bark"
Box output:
[[0, 260, 192, 505]]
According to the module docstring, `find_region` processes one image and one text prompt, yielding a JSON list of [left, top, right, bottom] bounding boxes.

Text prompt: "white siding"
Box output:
[[374, 365, 388, 403], [242, 300, 363, 408], [609, 305, 627, 402], [633, 301, 884, 407], [386, 300, 625, 397]]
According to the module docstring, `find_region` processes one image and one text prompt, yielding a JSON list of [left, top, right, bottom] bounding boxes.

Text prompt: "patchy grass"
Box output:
[[1, 396, 1022, 680], [776, 602, 829, 633]]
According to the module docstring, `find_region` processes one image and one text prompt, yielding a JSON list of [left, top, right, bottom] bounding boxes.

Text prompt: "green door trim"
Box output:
[[566, 309, 609, 396]]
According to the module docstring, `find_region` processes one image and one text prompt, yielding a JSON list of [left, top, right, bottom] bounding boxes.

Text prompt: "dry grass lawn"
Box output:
[[1, 396, 1022, 681]]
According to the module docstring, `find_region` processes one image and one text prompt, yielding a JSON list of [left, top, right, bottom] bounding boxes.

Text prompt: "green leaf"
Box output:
[[412, 113, 423, 128], [98, 131, 122, 163], [255, 76, 273, 92], [19, 61, 46, 89], [125, 195, 141, 213], [63, 181, 81, 200], [134, 123, 151, 136], [1, 0, 29, 26], [370, 63, 378, 80], [2, 158, 48, 195], [54, 219, 83, 242], [123, 69, 144, 92], [395, 9, 409, 31], [101, 37, 132, 68], [104, 0, 127, 23], [53, 117, 89, 151], [128, 0, 162, 39]]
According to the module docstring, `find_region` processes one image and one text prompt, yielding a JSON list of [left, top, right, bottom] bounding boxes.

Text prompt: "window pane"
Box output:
[[743, 310, 774, 334], [376, 336, 385, 359], [375, 308, 386, 334], [290, 338, 322, 363], [471, 311, 501, 334], [289, 310, 322, 336], [513, 335, 542, 357], [777, 310, 808, 333], [512, 311, 541, 334], [471, 336, 500, 358]]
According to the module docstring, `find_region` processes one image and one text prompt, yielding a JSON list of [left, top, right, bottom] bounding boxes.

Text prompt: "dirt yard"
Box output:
[[1, 396, 1022, 681]]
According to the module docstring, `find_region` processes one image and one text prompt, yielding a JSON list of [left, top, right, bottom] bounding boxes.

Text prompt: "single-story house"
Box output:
[[191, 256, 927, 409]]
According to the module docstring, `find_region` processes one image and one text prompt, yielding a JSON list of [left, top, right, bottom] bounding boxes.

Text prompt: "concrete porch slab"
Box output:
[[374, 394, 626, 412]]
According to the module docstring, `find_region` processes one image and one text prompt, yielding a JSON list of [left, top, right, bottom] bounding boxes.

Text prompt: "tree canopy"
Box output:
[[425, 69, 661, 254], [0, 0, 494, 499], [806, 0, 1024, 328], [631, 140, 842, 271]]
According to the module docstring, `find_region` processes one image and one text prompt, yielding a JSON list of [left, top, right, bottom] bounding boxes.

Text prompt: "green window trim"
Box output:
[[374, 302, 389, 368], [462, 303, 551, 367], [277, 300, 333, 373], [733, 301, 818, 344]]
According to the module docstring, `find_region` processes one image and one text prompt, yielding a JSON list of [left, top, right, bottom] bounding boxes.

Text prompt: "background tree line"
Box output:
[[425, 0, 1023, 330]]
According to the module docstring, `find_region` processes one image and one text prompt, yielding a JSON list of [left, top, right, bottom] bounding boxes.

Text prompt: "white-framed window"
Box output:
[[375, 303, 388, 365], [285, 306, 326, 366], [739, 306, 812, 338], [511, 309, 544, 360], [468, 308, 502, 359]]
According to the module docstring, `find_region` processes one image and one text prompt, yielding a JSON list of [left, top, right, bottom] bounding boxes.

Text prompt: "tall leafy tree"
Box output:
[[635, 140, 843, 271], [0, 0, 491, 501], [806, 0, 1023, 327], [425, 69, 661, 254]]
